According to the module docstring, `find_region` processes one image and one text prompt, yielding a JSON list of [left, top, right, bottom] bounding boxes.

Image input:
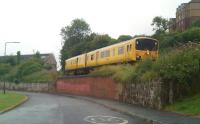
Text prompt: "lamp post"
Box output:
[[3, 42, 20, 94]]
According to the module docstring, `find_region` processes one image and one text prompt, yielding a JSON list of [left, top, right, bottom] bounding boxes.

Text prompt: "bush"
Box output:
[[17, 60, 42, 79], [22, 71, 58, 83]]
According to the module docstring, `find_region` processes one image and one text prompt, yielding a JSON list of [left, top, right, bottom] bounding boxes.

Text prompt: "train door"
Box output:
[[85, 54, 87, 68], [96, 51, 99, 66], [76, 58, 78, 68], [126, 43, 131, 62]]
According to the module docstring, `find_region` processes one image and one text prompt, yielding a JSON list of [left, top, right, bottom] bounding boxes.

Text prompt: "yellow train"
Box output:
[[65, 37, 159, 74]]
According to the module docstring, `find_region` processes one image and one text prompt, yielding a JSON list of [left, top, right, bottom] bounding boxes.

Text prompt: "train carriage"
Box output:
[[65, 37, 159, 74]]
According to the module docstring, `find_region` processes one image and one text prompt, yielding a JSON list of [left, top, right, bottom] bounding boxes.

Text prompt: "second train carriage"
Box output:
[[65, 37, 159, 73]]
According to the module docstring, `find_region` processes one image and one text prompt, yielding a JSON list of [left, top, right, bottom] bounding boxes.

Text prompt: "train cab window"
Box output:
[[127, 45, 129, 52], [118, 47, 124, 55]]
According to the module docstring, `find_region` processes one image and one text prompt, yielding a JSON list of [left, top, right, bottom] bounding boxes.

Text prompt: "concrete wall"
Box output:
[[56, 76, 168, 109], [0, 82, 54, 92]]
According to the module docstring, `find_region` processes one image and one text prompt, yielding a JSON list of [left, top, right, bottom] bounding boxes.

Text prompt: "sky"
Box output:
[[0, 0, 190, 69]]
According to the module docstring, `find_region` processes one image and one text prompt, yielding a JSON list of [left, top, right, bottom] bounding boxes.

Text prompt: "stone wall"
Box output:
[[56, 76, 169, 109], [119, 79, 168, 109], [0, 82, 54, 92]]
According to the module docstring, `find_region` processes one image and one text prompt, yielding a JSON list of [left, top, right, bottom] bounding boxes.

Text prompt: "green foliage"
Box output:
[[117, 35, 132, 42], [0, 92, 26, 111], [90, 34, 112, 50], [16, 51, 21, 65], [22, 71, 57, 83], [60, 19, 116, 71], [34, 51, 41, 59], [90, 45, 200, 86], [155, 27, 200, 50], [0, 53, 57, 83], [0, 64, 12, 78], [60, 18, 91, 71], [17, 60, 43, 77], [151, 16, 169, 35], [191, 20, 200, 28], [165, 93, 200, 115]]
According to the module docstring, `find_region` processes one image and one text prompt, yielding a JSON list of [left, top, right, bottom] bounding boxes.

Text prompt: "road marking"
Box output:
[[84, 115, 128, 124]]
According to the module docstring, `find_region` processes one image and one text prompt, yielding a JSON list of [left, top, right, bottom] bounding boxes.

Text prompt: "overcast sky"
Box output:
[[0, 0, 190, 68]]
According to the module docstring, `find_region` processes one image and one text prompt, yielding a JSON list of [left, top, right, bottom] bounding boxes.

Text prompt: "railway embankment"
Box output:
[[56, 43, 200, 111]]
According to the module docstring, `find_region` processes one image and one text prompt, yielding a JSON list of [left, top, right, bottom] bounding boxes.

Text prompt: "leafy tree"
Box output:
[[35, 51, 41, 59], [117, 35, 132, 42], [90, 34, 112, 50], [60, 19, 91, 71], [6, 56, 16, 66], [151, 16, 169, 35], [17, 51, 21, 65], [0, 64, 11, 76]]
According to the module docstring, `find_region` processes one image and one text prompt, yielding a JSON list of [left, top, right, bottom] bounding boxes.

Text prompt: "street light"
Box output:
[[3, 42, 20, 94]]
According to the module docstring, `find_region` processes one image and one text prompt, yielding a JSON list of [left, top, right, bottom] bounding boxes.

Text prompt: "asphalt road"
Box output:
[[0, 92, 150, 124]]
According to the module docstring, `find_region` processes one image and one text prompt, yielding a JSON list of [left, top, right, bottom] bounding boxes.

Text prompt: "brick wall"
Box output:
[[56, 76, 120, 100], [56, 76, 169, 109]]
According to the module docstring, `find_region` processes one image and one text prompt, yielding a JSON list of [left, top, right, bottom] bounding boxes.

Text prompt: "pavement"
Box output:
[[0, 92, 150, 124], [62, 94, 200, 124]]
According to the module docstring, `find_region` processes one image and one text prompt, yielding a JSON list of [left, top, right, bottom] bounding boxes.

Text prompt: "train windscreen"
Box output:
[[136, 39, 158, 51]]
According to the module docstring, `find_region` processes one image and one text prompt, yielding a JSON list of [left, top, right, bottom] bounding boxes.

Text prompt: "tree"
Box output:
[[151, 16, 169, 35], [17, 51, 21, 65], [35, 51, 41, 59], [89, 34, 112, 50], [117, 35, 132, 42], [60, 19, 91, 71]]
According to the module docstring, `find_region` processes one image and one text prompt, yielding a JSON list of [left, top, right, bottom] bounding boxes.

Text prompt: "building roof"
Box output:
[[0, 53, 56, 63], [191, 0, 200, 3]]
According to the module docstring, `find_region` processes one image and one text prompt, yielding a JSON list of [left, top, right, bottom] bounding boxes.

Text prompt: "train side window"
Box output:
[[113, 49, 115, 56], [105, 50, 110, 57], [101, 52, 104, 58], [118, 46, 124, 55]]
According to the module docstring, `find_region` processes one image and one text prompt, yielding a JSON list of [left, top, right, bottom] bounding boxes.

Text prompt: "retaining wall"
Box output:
[[56, 76, 120, 100], [0, 82, 54, 92], [56, 76, 169, 109]]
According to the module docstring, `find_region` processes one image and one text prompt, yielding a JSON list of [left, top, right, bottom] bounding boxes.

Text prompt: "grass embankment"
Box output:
[[0, 92, 27, 112], [90, 44, 200, 85], [165, 94, 200, 116]]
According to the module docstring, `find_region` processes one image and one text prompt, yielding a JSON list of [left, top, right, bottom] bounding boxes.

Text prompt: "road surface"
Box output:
[[0, 92, 150, 124]]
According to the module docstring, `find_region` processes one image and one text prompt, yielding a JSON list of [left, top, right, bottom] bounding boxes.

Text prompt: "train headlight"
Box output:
[[147, 50, 150, 55]]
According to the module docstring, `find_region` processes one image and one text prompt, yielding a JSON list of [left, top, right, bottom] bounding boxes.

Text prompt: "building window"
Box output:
[[118, 47, 124, 55]]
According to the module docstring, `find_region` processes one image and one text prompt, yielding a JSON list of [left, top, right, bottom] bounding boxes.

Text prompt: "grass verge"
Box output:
[[165, 94, 200, 116], [0, 92, 27, 112]]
